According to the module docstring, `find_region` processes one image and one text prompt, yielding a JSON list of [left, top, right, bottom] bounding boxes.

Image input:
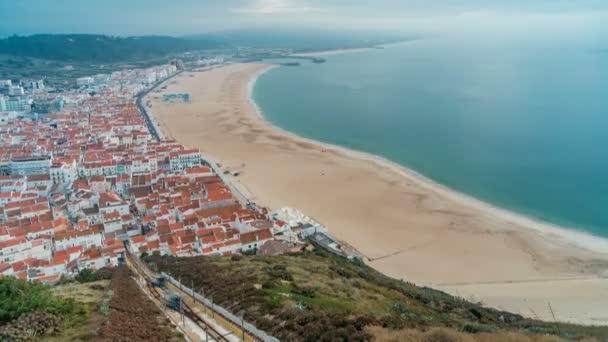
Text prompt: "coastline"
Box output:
[[146, 63, 608, 325], [247, 65, 608, 255], [290, 47, 374, 57]]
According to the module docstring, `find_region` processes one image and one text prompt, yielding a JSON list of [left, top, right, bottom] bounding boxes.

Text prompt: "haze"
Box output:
[[1, 0, 606, 42]]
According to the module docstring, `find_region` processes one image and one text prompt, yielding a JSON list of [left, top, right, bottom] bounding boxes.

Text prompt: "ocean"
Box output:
[[252, 38, 608, 238]]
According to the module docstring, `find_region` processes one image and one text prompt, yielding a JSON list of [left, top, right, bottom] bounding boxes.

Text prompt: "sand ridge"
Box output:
[[147, 63, 608, 325]]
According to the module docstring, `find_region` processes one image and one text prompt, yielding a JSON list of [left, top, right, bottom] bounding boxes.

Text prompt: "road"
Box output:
[[136, 70, 184, 141]]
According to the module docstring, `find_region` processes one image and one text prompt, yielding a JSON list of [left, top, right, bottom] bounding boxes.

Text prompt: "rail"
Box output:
[[126, 249, 279, 342], [126, 251, 229, 341], [163, 273, 280, 342]]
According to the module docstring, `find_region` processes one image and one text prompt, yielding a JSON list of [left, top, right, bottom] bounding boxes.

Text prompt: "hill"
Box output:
[[0, 31, 411, 63], [0, 34, 221, 62], [0, 267, 182, 341], [144, 248, 608, 341]]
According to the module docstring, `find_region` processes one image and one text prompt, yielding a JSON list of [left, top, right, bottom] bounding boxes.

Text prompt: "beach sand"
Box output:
[[147, 63, 608, 325]]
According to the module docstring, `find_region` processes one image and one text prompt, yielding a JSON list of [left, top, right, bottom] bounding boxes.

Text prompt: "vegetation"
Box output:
[[96, 266, 182, 341], [74, 267, 114, 283], [367, 326, 574, 342], [0, 277, 76, 323], [144, 248, 608, 341], [0, 277, 100, 341], [0, 311, 63, 341], [0, 34, 220, 62]]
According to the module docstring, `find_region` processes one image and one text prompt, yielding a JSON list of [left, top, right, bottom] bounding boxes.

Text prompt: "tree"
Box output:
[[0, 277, 75, 323], [75, 268, 97, 283]]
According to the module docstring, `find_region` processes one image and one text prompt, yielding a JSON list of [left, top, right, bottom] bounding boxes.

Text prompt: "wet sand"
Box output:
[[147, 63, 608, 325]]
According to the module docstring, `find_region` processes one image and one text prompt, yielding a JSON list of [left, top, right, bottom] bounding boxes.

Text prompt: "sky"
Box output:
[[0, 0, 606, 40]]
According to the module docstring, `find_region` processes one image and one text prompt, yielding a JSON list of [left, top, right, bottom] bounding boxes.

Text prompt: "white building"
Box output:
[[169, 149, 201, 171], [9, 156, 51, 176], [54, 228, 103, 251], [76, 76, 94, 87], [77, 249, 119, 271], [0, 238, 52, 263], [50, 161, 78, 186], [8, 86, 24, 96], [98, 192, 129, 217], [5, 97, 32, 113], [21, 79, 44, 90], [145, 71, 157, 84], [93, 74, 111, 84]]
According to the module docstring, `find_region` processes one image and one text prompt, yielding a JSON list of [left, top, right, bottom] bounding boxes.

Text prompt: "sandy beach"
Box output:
[[146, 63, 608, 325]]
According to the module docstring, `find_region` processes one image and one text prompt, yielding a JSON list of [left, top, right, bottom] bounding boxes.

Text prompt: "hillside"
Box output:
[[0, 31, 410, 63], [0, 267, 182, 341], [0, 34, 221, 62], [144, 248, 608, 341]]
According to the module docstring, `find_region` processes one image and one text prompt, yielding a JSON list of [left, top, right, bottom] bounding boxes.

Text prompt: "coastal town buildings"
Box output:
[[0, 62, 329, 284]]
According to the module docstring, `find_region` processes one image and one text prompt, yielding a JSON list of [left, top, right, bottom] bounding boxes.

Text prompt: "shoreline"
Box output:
[[290, 47, 374, 57], [147, 63, 608, 325], [289, 40, 421, 57], [248, 64, 608, 255]]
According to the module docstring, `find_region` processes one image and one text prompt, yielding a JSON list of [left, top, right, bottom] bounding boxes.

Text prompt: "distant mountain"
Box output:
[[0, 34, 221, 62], [0, 31, 415, 63]]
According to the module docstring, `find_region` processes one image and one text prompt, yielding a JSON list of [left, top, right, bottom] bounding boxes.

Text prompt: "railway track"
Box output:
[[126, 251, 229, 342]]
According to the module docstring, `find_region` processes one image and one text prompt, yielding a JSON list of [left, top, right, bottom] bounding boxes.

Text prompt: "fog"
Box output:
[[1, 0, 606, 45]]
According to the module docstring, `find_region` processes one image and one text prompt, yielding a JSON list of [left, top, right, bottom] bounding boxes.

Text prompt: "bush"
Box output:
[[264, 265, 293, 281], [56, 274, 74, 285], [0, 277, 76, 323], [242, 248, 257, 256], [0, 311, 62, 341], [74, 267, 115, 283], [293, 285, 316, 298], [461, 322, 497, 334], [75, 268, 97, 283]]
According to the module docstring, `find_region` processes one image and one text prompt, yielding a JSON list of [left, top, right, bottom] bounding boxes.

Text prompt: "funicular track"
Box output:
[[126, 251, 230, 342]]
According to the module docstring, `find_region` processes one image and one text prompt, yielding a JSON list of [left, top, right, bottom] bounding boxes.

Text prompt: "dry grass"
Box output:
[[367, 326, 602, 342], [51, 280, 110, 305], [145, 250, 608, 341]]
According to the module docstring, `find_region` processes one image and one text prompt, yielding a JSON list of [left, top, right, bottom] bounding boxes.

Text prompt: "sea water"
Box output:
[[253, 38, 608, 238]]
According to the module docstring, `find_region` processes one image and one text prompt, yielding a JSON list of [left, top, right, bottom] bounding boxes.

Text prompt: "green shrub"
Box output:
[[0, 277, 76, 323], [75, 268, 97, 283], [74, 267, 115, 283], [264, 265, 293, 281], [461, 321, 497, 334]]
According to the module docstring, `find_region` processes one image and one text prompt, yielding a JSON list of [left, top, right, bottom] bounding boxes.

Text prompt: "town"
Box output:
[[0, 62, 338, 284]]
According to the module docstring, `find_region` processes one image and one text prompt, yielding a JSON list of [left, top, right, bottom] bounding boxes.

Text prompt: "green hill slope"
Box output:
[[144, 248, 607, 341], [0, 34, 220, 62]]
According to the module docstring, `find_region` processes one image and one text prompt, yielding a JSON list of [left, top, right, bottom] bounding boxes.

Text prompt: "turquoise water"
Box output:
[[253, 39, 608, 238]]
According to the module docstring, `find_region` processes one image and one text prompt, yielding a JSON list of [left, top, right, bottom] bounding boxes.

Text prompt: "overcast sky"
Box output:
[[0, 0, 606, 39]]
